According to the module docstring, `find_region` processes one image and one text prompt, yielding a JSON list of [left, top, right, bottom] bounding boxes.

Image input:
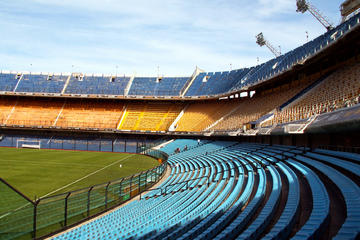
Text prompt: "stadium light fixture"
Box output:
[[296, 0, 333, 30], [256, 33, 281, 57]]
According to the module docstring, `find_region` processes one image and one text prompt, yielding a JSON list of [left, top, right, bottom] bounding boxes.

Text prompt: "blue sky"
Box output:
[[0, 0, 345, 76]]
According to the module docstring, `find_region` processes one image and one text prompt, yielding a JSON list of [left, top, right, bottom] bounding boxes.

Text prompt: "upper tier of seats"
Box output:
[[209, 77, 315, 131], [184, 69, 250, 96], [65, 75, 130, 95], [128, 77, 189, 96], [0, 13, 358, 98], [273, 62, 360, 124], [51, 141, 360, 240]]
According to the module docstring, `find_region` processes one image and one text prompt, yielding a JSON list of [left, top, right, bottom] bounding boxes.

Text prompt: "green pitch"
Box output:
[[0, 147, 159, 200]]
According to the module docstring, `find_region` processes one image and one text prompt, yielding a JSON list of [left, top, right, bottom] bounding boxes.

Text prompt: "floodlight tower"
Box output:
[[256, 32, 281, 57], [296, 0, 333, 30]]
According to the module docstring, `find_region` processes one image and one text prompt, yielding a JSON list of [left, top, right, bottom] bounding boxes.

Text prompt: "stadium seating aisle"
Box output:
[[51, 140, 360, 240]]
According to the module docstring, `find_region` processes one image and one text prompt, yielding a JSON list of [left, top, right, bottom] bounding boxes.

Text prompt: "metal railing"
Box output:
[[0, 151, 168, 240]]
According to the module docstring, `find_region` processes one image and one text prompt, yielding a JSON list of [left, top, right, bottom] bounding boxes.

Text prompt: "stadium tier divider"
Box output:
[[0, 150, 168, 240]]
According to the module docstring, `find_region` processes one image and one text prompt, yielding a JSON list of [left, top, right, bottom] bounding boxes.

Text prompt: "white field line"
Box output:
[[0, 206, 29, 220], [0, 154, 134, 220], [40, 154, 134, 198]]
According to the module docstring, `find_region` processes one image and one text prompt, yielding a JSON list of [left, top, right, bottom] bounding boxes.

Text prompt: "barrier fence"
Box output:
[[1, 136, 152, 153], [0, 150, 168, 240]]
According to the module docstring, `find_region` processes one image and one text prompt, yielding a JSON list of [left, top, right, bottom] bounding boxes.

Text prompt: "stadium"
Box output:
[[1, 0, 360, 239]]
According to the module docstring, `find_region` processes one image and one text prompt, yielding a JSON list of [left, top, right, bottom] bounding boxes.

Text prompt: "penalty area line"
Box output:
[[41, 154, 134, 198]]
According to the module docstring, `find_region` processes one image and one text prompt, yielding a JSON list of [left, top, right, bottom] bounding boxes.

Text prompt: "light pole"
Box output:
[[256, 32, 281, 57], [296, 0, 333, 31]]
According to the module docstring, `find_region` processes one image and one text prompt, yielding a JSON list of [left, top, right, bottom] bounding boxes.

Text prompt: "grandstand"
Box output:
[[48, 140, 360, 240], [0, 12, 358, 135], [1, 2, 360, 240], [273, 61, 360, 125]]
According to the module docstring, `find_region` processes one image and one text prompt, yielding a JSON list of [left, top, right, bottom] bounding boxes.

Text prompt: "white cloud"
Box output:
[[255, 0, 294, 17], [0, 0, 346, 75]]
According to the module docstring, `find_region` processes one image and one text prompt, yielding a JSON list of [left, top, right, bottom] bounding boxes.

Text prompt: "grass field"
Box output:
[[0, 147, 159, 200]]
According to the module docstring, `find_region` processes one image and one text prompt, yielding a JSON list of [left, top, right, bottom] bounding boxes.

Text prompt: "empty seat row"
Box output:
[[52, 141, 360, 240]]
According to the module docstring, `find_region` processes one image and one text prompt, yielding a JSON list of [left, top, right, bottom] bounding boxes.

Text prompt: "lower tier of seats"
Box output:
[[51, 140, 360, 240]]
